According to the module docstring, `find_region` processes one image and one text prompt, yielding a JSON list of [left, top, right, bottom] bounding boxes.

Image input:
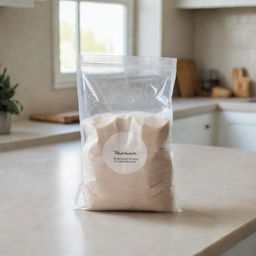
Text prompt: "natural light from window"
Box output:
[[59, 0, 126, 74], [59, 1, 77, 73]]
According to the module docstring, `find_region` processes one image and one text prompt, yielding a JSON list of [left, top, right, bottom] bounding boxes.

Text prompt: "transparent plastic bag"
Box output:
[[77, 55, 178, 212]]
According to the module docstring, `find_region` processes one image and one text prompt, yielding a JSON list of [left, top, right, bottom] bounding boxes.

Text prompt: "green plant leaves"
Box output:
[[0, 68, 7, 82], [0, 68, 23, 115]]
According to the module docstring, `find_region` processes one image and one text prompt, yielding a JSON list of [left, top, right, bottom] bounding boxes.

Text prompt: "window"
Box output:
[[53, 0, 134, 89]]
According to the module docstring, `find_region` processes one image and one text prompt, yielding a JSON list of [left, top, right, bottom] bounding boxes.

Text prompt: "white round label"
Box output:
[[103, 132, 147, 174]]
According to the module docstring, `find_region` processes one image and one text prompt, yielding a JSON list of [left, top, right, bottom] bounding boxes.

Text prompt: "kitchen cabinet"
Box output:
[[173, 113, 218, 146], [173, 110, 256, 152], [218, 111, 256, 152], [175, 0, 256, 9], [0, 0, 43, 8]]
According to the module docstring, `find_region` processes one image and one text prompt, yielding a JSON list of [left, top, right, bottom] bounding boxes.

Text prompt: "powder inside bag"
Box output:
[[81, 112, 175, 212]]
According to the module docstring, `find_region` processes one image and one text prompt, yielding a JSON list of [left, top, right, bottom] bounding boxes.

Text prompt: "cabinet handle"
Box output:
[[205, 124, 210, 129]]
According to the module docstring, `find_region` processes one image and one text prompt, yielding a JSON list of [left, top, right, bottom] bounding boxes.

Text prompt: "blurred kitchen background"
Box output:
[[1, 0, 256, 151], [1, 0, 256, 119]]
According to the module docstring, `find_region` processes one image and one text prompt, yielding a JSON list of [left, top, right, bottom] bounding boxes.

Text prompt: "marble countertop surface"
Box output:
[[0, 120, 80, 151], [172, 97, 254, 118], [0, 97, 254, 150], [1, 140, 256, 256]]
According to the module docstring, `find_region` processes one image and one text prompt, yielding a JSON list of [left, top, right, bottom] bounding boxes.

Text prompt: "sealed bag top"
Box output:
[[78, 55, 177, 120]]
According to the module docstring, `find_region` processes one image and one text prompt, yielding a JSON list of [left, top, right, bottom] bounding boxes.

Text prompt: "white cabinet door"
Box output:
[[218, 111, 256, 152], [173, 113, 217, 146]]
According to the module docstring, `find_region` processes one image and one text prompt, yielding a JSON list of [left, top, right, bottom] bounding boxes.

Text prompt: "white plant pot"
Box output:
[[0, 112, 11, 134]]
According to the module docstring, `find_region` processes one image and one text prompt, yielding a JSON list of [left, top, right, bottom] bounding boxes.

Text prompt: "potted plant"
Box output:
[[0, 68, 23, 134]]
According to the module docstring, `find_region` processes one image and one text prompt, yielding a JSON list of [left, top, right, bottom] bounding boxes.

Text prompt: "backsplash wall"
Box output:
[[0, 0, 78, 119], [194, 8, 256, 96], [162, 0, 195, 58]]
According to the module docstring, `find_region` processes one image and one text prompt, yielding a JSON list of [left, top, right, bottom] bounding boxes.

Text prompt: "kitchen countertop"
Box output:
[[0, 97, 254, 150], [172, 97, 255, 118], [1, 140, 256, 256], [0, 120, 80, 151]]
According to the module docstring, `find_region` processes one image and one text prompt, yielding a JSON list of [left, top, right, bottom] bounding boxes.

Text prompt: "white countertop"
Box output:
[[1, 140, 256, 256], [0, 120, 80, 151], [0, 97, 254, 151]]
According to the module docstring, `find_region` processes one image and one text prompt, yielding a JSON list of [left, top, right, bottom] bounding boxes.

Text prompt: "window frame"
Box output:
[[52, 0, 134, 89]]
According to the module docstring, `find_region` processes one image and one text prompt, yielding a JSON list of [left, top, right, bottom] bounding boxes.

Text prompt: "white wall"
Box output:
[[136, 0, 196, 58], [137, 0, 162, 57], [194, 8, 256, 95], [162, 0, 195, 58], [0, 0, 78, 119]]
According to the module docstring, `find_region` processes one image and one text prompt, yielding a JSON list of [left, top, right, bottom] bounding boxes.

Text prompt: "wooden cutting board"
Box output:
[[232, 68, 252, 98], [177, 59, 199, 97], [30, 111, 79, 124]]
